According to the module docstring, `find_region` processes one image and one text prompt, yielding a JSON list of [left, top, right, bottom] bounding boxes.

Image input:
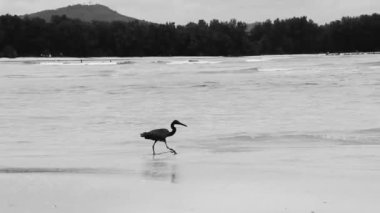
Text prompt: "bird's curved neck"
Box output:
[[168, 123, 177, 136]]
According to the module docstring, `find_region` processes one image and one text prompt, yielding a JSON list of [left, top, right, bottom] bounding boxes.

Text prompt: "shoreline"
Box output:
[[1, 51, 380, 61]]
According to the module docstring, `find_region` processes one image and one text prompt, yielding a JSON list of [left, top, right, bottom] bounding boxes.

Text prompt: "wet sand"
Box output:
[[1, 140, 379, 213]]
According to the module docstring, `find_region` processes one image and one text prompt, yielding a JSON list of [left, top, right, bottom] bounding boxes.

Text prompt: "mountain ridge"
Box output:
[[24, 4, 140, 23]]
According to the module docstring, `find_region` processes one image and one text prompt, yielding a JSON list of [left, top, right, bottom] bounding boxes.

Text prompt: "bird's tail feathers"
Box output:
[[141, 132, 150, 139]]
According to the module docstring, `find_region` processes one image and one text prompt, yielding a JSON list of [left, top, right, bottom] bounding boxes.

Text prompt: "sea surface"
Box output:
[[1, 54, 380, 212]]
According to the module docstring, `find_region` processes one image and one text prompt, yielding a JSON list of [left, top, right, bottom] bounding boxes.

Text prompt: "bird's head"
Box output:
[[172, 120, 187, 127]]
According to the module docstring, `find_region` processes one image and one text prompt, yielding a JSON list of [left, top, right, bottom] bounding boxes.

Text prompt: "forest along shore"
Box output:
[[1, 14, 380, 57]]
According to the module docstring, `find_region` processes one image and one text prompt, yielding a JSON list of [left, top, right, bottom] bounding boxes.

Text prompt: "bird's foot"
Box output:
[[170, 149, 177, 155]]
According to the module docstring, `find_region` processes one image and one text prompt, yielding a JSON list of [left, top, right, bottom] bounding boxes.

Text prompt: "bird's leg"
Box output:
[[152, 141, 157, 155], [164, 142, 177, 155]]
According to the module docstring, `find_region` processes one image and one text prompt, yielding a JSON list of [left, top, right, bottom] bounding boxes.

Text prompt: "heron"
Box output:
[[140, 120, 187, 155]]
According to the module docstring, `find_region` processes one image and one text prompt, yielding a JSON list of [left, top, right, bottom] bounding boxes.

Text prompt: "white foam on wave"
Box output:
[[258, 67, 293, 72], [245, 55, 293, 62], [198, 67, 259, 74], [167, 60, 222, 65], [251, 130, 380, 145], [39, 62, 118, 66], [245, 58, 268, 62]]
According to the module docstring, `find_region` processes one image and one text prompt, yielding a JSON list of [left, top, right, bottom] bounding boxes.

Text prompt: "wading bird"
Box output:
[[140, 120, 187, 155]]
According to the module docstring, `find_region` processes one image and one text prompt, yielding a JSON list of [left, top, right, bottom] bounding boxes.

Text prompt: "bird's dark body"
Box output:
[[140, 129, 170, 142], [140, 120, 187, 155]]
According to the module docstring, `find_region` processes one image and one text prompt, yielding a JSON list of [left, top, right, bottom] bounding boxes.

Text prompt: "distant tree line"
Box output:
[[1, 14, 380, 57]]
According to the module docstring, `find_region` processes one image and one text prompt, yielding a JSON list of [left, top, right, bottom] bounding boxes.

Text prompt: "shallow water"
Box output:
[[1, 54, 380, 212], [1, 55, 380, 151]]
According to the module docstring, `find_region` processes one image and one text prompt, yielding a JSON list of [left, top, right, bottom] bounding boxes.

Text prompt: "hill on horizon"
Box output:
[[23, 4, 141, 23]]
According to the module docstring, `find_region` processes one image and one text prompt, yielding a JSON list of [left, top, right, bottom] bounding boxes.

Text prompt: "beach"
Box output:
[[1, 54, 380, 212]]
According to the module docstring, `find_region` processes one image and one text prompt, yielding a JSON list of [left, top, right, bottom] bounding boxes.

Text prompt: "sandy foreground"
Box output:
[[1, 139, 379, 213]]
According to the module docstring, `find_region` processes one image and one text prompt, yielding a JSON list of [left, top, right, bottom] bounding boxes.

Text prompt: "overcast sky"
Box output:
[[0, 0, 379, 24]]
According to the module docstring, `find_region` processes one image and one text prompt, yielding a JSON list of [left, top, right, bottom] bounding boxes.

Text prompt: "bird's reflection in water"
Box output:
[[143, 155, 178, 183]]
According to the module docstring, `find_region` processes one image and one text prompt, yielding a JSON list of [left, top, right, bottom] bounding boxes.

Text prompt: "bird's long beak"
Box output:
[[179, 122, 187, 127]]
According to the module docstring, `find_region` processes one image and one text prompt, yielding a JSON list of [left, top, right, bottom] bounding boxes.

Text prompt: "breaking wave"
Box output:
[[167, 59, 222, 65], [215, 129, 380, 145], [198, 67, 259, 74]]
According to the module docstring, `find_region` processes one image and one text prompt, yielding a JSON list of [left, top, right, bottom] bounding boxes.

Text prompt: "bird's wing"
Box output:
[[141, 129, 170, 141], [149, 129, 170, 135]]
